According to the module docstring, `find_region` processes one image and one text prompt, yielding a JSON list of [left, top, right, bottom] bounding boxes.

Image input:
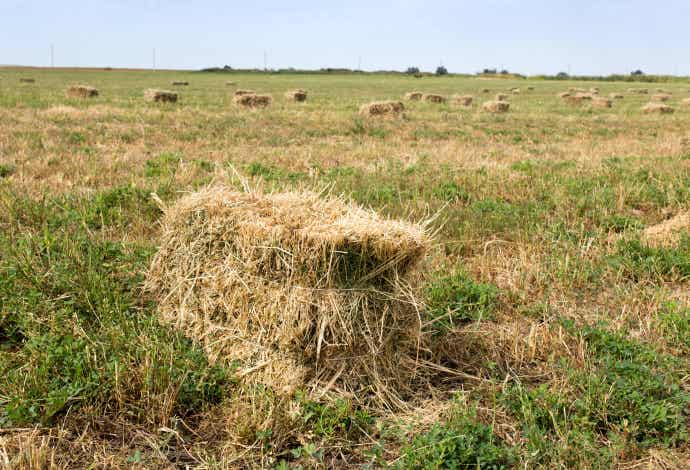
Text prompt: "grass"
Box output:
[[0, 67, 688, 468]]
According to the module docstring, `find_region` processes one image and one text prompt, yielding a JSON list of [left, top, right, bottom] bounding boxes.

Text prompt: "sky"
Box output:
[[1, 0, 689, 76]]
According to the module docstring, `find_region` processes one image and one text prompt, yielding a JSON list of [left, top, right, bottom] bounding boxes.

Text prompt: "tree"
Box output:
[[435, 65, 448, 76], [631, 70, 644, 76], [556, 71, 569, 79], [406, 67, 420, 74]]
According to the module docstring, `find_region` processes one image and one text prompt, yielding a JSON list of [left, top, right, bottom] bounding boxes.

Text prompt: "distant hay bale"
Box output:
[[564, 92, 594, 105], [589, 87, 599, 94], [527, 86, 535, 91], [482, 100, 510, 113], [285, 89, 308, 102], [610, 93, 625, 99], [642, 103, 674, 114], [641, 212, 689, 248], [144, 89, 178, 103], [65, 85, 99, 99], [569, 87, 586, 93], [145, 188, 430, 403], [592, 97, 612, 109], [651, 93, 672, 102], [404, 91, 423, 101], [172, 81, 189, 86], [359, 100, 404, 117], [451, 95, 473, 106], [510, 88, 521, 94], [481, 88, 490, 93], [558, 92, 572, 99], [225, 81, 237, 86], [234, 93, 272, 108], [19, 78, 35, 83], [628, 88, 649, 94], [234, 89, 256, 96], [495, 93, 509, 101], [422, 93, 446, 103], [656, 88, 670, 94]]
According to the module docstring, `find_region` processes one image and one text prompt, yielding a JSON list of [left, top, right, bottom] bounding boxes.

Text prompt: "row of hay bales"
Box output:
[[557, 87, 690, 113]]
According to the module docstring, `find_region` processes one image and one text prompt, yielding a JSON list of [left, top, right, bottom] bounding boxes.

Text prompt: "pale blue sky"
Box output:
[[1, 0, 689, 75]]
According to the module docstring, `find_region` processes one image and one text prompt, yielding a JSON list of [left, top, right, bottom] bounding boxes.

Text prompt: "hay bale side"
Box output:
[[234, 94, 272, 108], [359, 101, 404, 117], [483, 100, 510, 113], [592, 97, 612, 109], [234, 89, 256, 97], [451, 95, 473, 106], [422, 93, 446, 104], [145, 188, 430, 405], [66, 85, 99, 99], [642, 103, 674, 114], [284, 89, 307, 102], [404, 91, 423, 101], [172, 81, 189, 86], [564, 92, 594, 105], [144, 89, 178, 103], [652, 93, 672, 102]]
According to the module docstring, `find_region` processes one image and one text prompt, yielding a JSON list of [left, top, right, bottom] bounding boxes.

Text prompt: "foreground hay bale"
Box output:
[[19, 78, 35, 83], [404, 91, 423, 101], [234, 93, 272, 108], [172, 81, 189, 86], [495, 93, 509, 101], [66, 85, 99, 99], [359, 100, 404, 117], [592, 97, 612, 109], [589, 87, 599, 94], [641, 212, 690, 248], [145, 188, 430, 404], [483, 100, 510, 113], [422, 93, 446, 103], [234, 89, 255, 96], [642, 103, 674, 114], [284, 89, 308, 102], [451, 95, 473, 106], [144, 89, 178, 103], [652, 93, 672, 102]]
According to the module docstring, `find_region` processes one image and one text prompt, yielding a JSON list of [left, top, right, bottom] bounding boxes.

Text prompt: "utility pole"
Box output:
[[50, 44, 54, 67]]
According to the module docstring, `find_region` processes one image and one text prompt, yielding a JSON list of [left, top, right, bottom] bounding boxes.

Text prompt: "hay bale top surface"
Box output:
[[359, 100, 404, 116], [234, 89, 256, 96], [641, 212, 689, 248], [234, 93, 272, 108], [144, 89, 178, 103], [66, 85, 99, 98], [483, 100, 510, 112], [422, 93, 446, 103], [404, 91, 423, 101], [642, 102, 674, 114]]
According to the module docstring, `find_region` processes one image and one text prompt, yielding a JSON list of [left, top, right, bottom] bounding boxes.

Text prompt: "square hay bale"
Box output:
[[144, 89, 178, 103], [422, 93, 446, 104], [359, 100, 404, 117], [628, 88, 648, 94], [610, 93, 625, 99], [527, 86, 535, 91], [19, 78, 35, 83], [145, 188, 430, 404], [451, 95, 473, 106], [652, 93, 672, 102], [234, 89, 255, 96], [65, 85, 99, 99], [483, 100, 510, 113], [234, 93, 272, 108], [642, 103, 674, 114], [494, 93, 509, 101], [172, 81, 189, 86], [284, 89, 307, 102], [564, 92, 593, 105], [592, 97, 612, 109], [404, 91, 423, 101]]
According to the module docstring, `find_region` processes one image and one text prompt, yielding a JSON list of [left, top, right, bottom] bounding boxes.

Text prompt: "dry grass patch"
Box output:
[[359, 100, 405, 117], [143, 89, 178, 103]]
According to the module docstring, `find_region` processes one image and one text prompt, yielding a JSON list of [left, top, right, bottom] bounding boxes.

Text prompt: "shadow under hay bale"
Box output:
[[234, 93, 272, 108], [422, 93, 446, 103], [144, 89, 178, 103], [404, 91, 423, 101], [451, 95, 473, 106], [483, 100, 510, 113], [359, 100, 404, 117], [642, 103, 674, 114], [66, 85, 99, 99], [284, 89, 307, 102], [145, 188, 430, 407], [172, 81, 189, 86]]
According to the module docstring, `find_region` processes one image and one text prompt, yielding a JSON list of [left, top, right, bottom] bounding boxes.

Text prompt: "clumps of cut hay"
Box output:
[[652, 93, 672, 102], [65, 85, 99, 98], [642, 102, 674, 114], [422, 93, 446, 103], [451, 95, 473, 106], [284, 89, 307, 102], [144, 89, 178, 103], [234, 93, 272, 108], [234, 89, 256, 96], [483, 100, 510, 113], [592, 97, 612, 109], [172, 81, 189, 86], [145, 188, 430, 406], [19, 78, 35, 83], [628, 88, 649, 94], [610, 92, 624, 99], [569, 87, 586, 93], [404, 91, 423, 101], [641, 212, 689, 248], [359, 100, 404, 117]]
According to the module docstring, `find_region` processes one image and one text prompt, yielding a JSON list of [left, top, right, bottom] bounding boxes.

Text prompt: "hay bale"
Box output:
[[592, 97, 612, 109], [145, 188, 430, 403], [495, 93, 509, 101], [628, 88, 648, 94], [656, 88, 671, 94], [564, 92, 594, 105], [681, 98, 690, 107], [144, 89, 178, 103], [451, 95, 473, 106], [510, 88, 521, 94], [225, 81, 237, 86], [569, 87, 586, 93], [359, 101, 404, 117], [422, 93, 446, 103], [234, 93, 272, 108], [65, 85, 99, 99], [481, 88, 490, 93], [482, 100, 510, 113], [527, 86, 535, 91], [404, 91, 423, 101], [642, 103, 674, 114], [234, 89, 256, 96], [652, 93, 672, 102], [285, 89, 307, 102], [589, 87, 599, 94], [558, 92, 572, 99], [641, 212, 690, 248], [610, 93, 625, 99], [172, 81, 189, 86], [19, 78, 35, 83]]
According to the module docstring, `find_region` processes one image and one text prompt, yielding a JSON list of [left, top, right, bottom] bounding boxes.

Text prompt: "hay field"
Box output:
[[0, 67, 689, 468]]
